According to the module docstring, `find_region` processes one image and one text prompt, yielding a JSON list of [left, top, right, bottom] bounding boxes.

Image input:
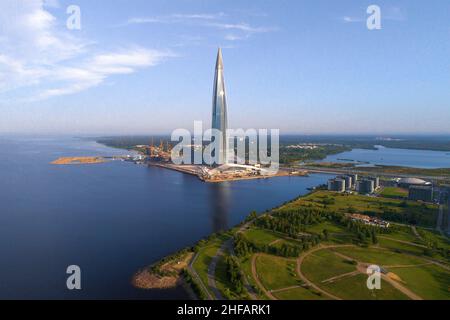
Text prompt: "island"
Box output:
[[51, 157, 106, 165]]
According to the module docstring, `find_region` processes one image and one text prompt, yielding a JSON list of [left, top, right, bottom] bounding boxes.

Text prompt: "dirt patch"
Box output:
[[132, 252, 193, 290], [386, 272, 404, 283]]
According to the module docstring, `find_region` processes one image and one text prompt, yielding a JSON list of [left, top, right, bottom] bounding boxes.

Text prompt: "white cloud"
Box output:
[[124, 12, 276, 41], [342, 16, 364, 23], [224, 34, 246, 41], [208, 22, 276, 33], [35, 48, 173, 100], [125, 12, 226, 26], [0, 0, 173, 102]]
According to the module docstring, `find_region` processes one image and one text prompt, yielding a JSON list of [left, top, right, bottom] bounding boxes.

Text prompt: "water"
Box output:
[[319, 145, 450, 169], [0, 136, 331, 299]]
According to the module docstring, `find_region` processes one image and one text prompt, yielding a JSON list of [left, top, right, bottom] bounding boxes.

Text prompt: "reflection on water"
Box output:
[[210, 182, 230, 232]]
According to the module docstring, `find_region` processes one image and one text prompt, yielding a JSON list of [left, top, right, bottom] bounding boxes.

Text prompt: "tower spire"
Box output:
[[216, 47, 224, 70]]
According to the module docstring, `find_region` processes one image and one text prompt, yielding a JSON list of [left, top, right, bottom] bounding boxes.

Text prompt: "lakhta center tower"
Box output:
[[211, 48, 228, 165]]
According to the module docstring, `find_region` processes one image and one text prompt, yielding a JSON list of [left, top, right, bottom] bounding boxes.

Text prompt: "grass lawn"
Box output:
[[282, 190, 438, 227], [304, 221, 346, 235], [386, 226, 423, 244], [378, 238, 426, 256], [193, 238, 226, 293], [239, 255, 268, 300], [333, 246, 425, 266], [390, 264, 450, 300], [255, 255, 299, 291], [270, 238, 303, 250], [301, 249, 357, 283], [322, 274, 409, 300], [274, 286, 329, 300], [244, 228, 281, 246], [380, 187, 408, 199]]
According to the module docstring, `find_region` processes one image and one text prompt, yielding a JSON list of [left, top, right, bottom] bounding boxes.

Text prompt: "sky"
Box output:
[[0, 0, 449, 135]]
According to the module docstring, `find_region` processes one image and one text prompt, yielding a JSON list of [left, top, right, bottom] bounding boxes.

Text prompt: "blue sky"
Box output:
[[0, 0, 449, 135]]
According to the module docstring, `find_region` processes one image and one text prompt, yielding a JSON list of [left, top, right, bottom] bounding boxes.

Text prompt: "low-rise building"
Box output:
[[350, 213, 390, 228], [348, 174, 358, 188], [368, 176, 380, 189], [356, 179, 375, 194], [398, 177, 431, 189], [409, 185, 433, 202], [340, 175, 353, 191], [328, 178, 346, 192]]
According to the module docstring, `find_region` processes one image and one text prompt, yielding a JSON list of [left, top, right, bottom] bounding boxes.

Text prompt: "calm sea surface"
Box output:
[[320, 145, 450, 169], [0, 136, 332, 299]]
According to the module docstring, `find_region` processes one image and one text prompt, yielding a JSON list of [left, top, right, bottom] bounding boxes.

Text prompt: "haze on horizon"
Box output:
[[1, 0, 449, 135]]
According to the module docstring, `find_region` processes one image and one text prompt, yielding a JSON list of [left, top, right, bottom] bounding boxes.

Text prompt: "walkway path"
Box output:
[[296, 244, 426, 300], [378, 236, 427, 249], [411, 226, 424, 242], [271, 285, 302, 294], [321, 271, 360, 284], [188, 252, 213, 300], [207, 243, 227, 300], [251, 254, 277, 300]]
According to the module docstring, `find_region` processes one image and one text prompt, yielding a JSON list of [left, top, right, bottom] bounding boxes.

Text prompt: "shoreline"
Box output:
[[132, 251, 194, 290], [130, 188, 321, 296], [148, 161, 308, 183], [51, 156, 106, 165]]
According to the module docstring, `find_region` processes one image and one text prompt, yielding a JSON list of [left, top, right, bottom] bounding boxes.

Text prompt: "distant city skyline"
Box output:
[[1, 0, 450, 135]]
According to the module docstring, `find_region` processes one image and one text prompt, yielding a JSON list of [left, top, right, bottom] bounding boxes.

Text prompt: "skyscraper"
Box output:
[[211, 48, 228, 165]]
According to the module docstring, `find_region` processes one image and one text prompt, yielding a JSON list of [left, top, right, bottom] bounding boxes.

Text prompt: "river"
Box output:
[[319, 145, 450, 169], [0, 136, 331, 299]]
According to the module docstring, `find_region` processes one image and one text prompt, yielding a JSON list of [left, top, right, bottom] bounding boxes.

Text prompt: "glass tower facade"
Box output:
[[211, 48, 228, 165]]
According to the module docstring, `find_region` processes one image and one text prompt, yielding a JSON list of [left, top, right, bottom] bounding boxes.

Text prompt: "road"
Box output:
[[378, 236, 427, 249], [299, 166, 449, 182], [206, 223, 258, 300], [207, 241, 228, 300], [188, 252, 213, 300]]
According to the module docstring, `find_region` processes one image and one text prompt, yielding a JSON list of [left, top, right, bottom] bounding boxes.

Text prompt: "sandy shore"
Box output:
[[132, 252, 193, 290], [51, 157, 106, 165]]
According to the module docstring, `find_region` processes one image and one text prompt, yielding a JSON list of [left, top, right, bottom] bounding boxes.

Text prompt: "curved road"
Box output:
[[207, 223, 258, 300], [188, 252, 213, 300]]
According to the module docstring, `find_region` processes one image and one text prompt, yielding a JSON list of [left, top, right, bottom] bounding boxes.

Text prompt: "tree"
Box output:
[[371, 230, 378, 245], [323, 229, 329, 241]]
